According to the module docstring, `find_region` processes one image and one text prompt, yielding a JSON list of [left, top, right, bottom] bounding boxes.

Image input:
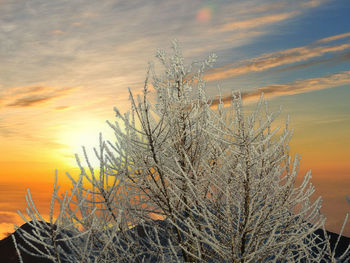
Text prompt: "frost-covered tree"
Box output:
[[13, 41, 349, 262]]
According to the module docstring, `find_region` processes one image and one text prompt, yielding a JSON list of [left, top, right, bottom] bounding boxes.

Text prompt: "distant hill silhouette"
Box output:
[[0, 222, 52, 263], [313, 228, 350, 262], [1, 221, 349, 263]]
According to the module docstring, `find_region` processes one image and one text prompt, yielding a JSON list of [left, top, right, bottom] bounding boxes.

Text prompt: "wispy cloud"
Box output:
[[2, 86, 47, 96], [214, 0, 329, 33], [315, 32, 350, 44], [7, 95, 59, 107], [0, 123, 16, 137], [1, 86, 76, 108], [204, 39, 350, 81], [211, 70, 350, 106], [236, 2, 288, 15], [301, 0, 329, 8], [55, 106, 70, 110], [268, 50, 350, 73], [0, 182, 55, 238], [0, 212, 17, 224], [216, 12, 299, 32], [52, 29, 64, 35]]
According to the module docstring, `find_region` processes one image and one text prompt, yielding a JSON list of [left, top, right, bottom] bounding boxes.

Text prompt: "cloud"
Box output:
[[52, 29, 64, 35], [267, 50, 350, 73], [55, 105, 70, 110], [312, 116, 350, 125], [216, 12, 299, 32], [0, 212, 17, 224], [2, 86, 47, 97], [0, 123, 16, 137], [0, 0, 332, 97], [210, 70, 350, 106], [82, 11, 98, 18], [315, 32, 350, 44], [7, 95, 57, 107], [204, 40, 350, 82], [0, 223, 16, 239], [1, 23, 17, 32], [237, 2, 288, 15], [2, 86, 75, 108], [301, 0, 329, 8], [72, 22, 82, 27], [214, 0, 328, 33], [0, 210, 23, 238]]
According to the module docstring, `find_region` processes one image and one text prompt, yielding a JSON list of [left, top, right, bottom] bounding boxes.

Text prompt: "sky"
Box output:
[[0, 0, 350, 238]]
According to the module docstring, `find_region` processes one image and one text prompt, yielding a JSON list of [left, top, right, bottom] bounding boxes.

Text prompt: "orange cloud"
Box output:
[[301, 0, 328, 8], [216, 12, 299, 32], [238, 2, 287, 15], [82, 12, 98, 18], [55, 106, 70, 110], [7, 94, 58, 107], [266, 50, 350, 73], [0, 123, 15, 137], [1, 86, 46, 97], [316, 32, 350, 44], [52, 29, 64, 35], [204, 41, 350, 81], [210, 70, 350, 107], [72, 22, 82, 27], [0, 212, 18, 224], [1, 86, 76, 108], [0, 189, 54, 239]]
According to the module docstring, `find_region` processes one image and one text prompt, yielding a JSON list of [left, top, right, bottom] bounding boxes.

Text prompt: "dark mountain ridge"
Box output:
[[1, 221, 349, 263]]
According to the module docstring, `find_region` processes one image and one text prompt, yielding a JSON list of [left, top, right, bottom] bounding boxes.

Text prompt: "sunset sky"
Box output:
[[0, 0, 350, 238]]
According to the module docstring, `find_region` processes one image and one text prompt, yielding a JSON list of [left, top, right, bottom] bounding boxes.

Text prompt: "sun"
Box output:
[[55, 117, 114, 168]]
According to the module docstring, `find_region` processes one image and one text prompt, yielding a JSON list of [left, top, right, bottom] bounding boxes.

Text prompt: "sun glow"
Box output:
[[55, 118, 113, 168]]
